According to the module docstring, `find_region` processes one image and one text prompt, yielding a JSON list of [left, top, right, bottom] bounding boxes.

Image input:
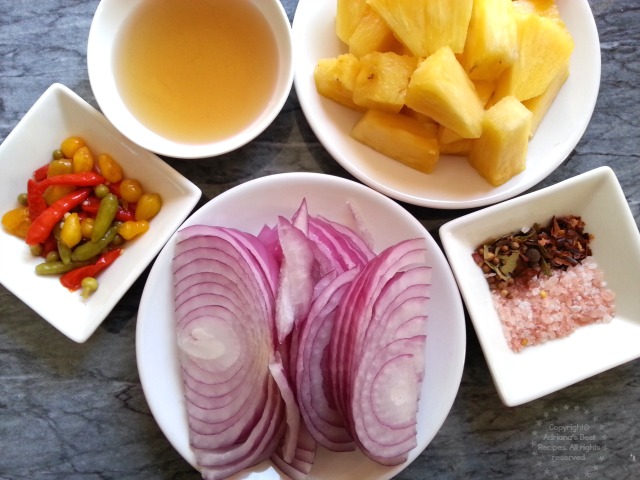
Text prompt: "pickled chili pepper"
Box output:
[[71, 224, 119, 261], [33, 164, 50, 182], [25, 188, 91, 245], [27, 179, 48, 221], [80, 196, 135, 222], [91, 193, 119, 242], [60, 248, 122, 291], [53, 222, 72, 265], [37, 172, 105, 189], [107, 181, 121, 198], [35, 259, 91, 275]]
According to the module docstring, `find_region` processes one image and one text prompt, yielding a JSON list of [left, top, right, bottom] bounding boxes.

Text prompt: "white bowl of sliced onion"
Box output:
[[136, 172, 466, 479]]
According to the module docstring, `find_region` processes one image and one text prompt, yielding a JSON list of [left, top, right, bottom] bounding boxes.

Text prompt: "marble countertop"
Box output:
[[1, 1, 639, 479]]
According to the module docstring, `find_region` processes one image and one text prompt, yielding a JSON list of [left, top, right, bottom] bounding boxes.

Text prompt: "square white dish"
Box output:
[[0, 83, 201, 343], [440, 167, 640, 406]]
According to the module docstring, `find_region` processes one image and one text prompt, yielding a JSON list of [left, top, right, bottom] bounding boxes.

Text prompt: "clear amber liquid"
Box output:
[[114, 0, 279, 144]]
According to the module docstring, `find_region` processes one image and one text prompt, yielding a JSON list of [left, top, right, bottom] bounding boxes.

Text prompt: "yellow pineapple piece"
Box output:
[[367, 0, 474, 57], [473, 80, 496, 107], [523, 62, 569, 137], [336, 0, 368, 44], [468, 96, 533, 186], [406, 46, 484, 138], [349, 6, 403, 57], [438, 125, 464, 145], [314, 54, 363, 111], [351, 109, 440, 173], [352, 52, 417, 113], [492, 12, 574, 102], [440, 138, 473, 156], [459, 0, 518, 82], [401, 107, 440, 138], [512, 0, 561, 20]]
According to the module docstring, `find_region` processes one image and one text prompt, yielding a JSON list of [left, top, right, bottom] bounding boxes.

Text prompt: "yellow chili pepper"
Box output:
[[60, 136, 86, 159], [72, 146, 95, 173], [119, 178, 143, 203], [1, 206, 31, 238], [80, 217, 95, 239], [43, 185, 77, 206], [47, 158, 73, 177], [118, 220, 149, 240], [60, 213, 82, 248], [97, 153, 123, 183], [135, 193, 162, 221]]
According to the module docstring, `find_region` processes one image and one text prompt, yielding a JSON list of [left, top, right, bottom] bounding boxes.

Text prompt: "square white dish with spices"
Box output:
[[440, 167, 640, 406]]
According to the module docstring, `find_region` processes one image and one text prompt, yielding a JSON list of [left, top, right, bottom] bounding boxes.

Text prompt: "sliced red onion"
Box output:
[[327, 238, 430, 465], [295, 268, 359, 452], [275, 217, 315, 343], [172, 201, 432, 478], [173, 226, 285, 479], [269, 352, 301, 463]]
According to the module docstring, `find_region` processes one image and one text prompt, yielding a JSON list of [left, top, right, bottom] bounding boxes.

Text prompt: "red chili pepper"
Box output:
[[33, 164, 50, 182], [108, 181, 121, 198], [27, 179, 48, 221], [81, 196, 135, 221], [37, 172, 105, 189], [60, 248, 123, 291], [25, 188, 91, 245], [41, 234, 57, 257]]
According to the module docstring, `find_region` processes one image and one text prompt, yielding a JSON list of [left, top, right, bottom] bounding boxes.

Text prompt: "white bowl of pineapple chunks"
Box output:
[[293, 0, 600, 209]]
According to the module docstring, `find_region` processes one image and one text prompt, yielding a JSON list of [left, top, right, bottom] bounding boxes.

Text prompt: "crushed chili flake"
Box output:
[[474, 215, 616, 352], [472, 215, 593, 296]]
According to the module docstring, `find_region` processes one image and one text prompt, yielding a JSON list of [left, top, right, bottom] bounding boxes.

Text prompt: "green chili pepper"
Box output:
[[53, 222, 72, 265], [35, 260, 91, 275], [91, 193, 119, 242], [72, 224, 119, 262]]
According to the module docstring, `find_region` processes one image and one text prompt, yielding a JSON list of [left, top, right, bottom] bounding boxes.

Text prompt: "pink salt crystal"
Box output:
[[492, 257, 616, 352]]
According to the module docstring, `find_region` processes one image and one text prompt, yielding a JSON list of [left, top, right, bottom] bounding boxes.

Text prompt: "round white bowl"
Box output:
[[137, 172, 466, 479], [87, 0, 294, 159]]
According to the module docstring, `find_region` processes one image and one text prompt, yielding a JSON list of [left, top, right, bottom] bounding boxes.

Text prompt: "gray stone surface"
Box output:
[[0, 1, 638, 479]]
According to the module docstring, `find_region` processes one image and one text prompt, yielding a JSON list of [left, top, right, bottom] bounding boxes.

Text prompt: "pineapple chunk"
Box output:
[[349, 6, 403, 57], [438, 125, 464, 145], [406, 46, 484, 138], [469, 96, 533, 186], [523, 62, 569, 137], [473, 80, 496, 107], [492, 12, 574, 102], [440, 138, 473, 156], [351, 109, 440, 173], [352, 52, 417, 113], [336, 0, 368, 44], [459, 0, 518, 82], [314, 54, 363, 111], [401, 107, 440, 137], [512, 0, 561, 20], [367, 0, 473, 57]]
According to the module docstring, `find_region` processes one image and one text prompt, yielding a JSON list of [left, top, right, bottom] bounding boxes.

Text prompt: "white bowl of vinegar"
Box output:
[[88, 0, 293, 159]]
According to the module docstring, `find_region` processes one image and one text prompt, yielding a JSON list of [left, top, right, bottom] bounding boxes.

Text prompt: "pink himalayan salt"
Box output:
[[491, 257, 616, 352]]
